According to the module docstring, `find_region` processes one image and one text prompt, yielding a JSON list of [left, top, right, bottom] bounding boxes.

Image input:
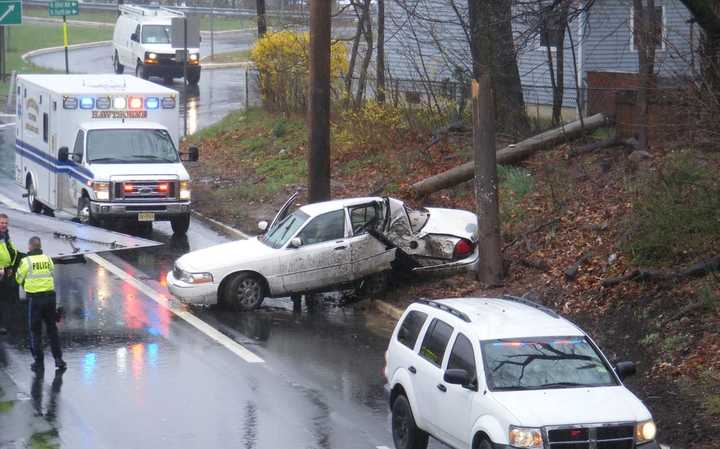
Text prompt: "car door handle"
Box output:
[[437, 384, 447, 393], [408, 366, 416, 374], [334, 246, 346, 251]]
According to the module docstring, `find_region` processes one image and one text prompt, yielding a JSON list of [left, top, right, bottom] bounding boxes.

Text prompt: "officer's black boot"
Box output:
[[55, 359, 67, 372], [31, 359, 44, 375]]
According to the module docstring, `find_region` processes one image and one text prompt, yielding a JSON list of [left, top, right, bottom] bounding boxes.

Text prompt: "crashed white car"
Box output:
[[167, 195, 479, 310]]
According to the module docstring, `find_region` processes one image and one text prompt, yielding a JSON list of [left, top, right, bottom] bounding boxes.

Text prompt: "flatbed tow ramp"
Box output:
[[0, 204, 161, 260]]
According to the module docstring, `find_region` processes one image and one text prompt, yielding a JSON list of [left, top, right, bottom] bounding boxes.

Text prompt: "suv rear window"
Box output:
[[397, 310, 427, 349], [419, 319, 453, 367]]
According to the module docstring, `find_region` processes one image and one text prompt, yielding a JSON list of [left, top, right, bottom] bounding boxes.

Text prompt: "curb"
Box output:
[[190, 210, 251, 240], [373, 299, 404, 320], [22, 40, 112, 64]]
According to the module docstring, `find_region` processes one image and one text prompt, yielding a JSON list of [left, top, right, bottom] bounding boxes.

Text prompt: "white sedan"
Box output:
[[167, 195, 479, 310]]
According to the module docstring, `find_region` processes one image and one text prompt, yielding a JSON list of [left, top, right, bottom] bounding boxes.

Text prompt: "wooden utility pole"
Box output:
[[256, 0, 267, 37], [308, 0, 332, 202], [376, 0, 386, 103], [472, 75, 503, 285]]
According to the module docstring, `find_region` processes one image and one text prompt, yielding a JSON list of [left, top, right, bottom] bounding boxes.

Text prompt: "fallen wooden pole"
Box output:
[[410, 113, 611, 196]]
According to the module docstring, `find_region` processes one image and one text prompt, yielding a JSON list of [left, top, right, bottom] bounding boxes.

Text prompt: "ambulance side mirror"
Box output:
[[181, 146, 199, 162], [131, 32, 139, 42], [58, 147, 69, 162]]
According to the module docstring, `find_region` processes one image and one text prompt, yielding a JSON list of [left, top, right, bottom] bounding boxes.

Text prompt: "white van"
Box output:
[[15, 74, 199, 235], [112, 5, 201, 85]]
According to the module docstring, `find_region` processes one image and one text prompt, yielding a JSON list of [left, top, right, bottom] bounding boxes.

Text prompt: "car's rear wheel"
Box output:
[[225, 273, 265, 311], [392, 395, 428, 449]]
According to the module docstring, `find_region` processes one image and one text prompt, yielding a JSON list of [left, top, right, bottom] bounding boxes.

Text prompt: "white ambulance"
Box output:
[[15, 74, 198, 235]]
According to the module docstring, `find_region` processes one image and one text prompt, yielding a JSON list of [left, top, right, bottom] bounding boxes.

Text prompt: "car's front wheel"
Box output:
[[224, 273, 266, 311], [392, 395, 428, 449]]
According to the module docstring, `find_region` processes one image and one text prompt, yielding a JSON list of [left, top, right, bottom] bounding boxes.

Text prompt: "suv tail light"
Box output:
[[453, 238, 474, 259]]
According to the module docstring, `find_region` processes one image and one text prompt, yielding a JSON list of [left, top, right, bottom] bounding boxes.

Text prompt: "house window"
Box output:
[[631, 5, 664, 50], [539, 8, 566, 48]]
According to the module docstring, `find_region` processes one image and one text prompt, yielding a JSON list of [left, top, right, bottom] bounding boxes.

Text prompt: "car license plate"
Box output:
[[138, 212, 155, 222]]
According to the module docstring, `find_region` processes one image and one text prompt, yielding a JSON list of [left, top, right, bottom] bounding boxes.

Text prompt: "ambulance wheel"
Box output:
[[113, 51, 124, 74], [135, 62, 147, 80], [187, 71, 200, 86], [170, 213, 190, 235], [26, 179, 42, 213], [77, 196, 96, 226]]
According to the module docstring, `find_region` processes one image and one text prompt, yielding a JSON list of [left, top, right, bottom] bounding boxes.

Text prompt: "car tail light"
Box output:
[[453, 238, 474, 259]]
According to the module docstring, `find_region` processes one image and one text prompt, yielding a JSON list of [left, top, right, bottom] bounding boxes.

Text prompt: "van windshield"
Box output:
[[481, 337, 618, 391], [87, 129, 179, 164], [142, 25, 171, 44]]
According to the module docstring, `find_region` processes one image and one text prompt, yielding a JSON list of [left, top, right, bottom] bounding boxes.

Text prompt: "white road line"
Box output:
[[0, 192, 264, 364], [376, 446, 392, 449]]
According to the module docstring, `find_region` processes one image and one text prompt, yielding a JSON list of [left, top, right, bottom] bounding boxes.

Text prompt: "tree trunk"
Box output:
[[410, 113, 609, 196], [308, 0, 332, 202], [634, 0, 656, 151], [376, 0, 386, 103], [345, 12, 363, 103], [255, 0, 267, 37], [355, 0, 373, 106]]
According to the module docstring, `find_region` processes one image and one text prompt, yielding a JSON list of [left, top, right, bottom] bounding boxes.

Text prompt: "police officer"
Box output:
[[0, 212, 20, 335], [16, 236, 66, 374]]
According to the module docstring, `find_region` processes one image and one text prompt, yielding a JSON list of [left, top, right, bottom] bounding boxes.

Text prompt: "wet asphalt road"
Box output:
[[28, 32, 261, 134], [0, 125, 452, 448]]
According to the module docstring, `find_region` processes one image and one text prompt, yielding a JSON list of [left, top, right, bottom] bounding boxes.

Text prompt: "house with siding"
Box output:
[[384, 0, 697, 119]]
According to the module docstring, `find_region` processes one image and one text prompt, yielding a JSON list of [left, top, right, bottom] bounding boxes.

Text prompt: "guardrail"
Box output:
[[22, 0, 356, 19]]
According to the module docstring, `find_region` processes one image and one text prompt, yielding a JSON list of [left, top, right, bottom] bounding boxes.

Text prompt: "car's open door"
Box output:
[[0, 205, 161, 261], [266, 192, 299, 234]]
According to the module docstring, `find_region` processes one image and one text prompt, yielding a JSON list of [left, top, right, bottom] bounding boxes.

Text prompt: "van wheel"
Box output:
[[135, 62, 147, 80], [187, 71, 200, 86], [475, 437, 493, 449], [77, 196, 97, 225], [224, 273, 265, 311], [26, 179, 42, 213], [170, 213, 190, 235], [113, 51, 124, 74], [392, 395, 428, 449]]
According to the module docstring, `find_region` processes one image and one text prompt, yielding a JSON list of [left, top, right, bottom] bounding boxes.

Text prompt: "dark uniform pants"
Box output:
[[27, 291, 62, 363], [0, 274, 19, 328]]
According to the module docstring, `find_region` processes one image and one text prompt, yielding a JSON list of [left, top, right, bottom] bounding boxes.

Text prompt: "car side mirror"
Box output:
[[131, 32, 139, 42], [614, 361, 637, 380], [444, 369, 476, 390], [258, 220, 268, 232], [181, 146, 199, 162], [58, 147, 69, 162], [289, 237, 303, 248]]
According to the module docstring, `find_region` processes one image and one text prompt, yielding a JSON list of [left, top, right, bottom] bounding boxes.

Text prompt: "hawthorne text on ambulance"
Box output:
[[15, 75, 198, 235]]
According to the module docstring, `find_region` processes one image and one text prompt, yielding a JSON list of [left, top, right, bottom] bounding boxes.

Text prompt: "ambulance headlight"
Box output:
[[92, 182, 110, 201], [189, 53, 199, 61], [148, 52, 157, 60], [179, 181, 191, 200]]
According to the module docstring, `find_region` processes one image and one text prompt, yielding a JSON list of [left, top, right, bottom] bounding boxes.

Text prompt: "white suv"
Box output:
[[383, 297, 660, 449]]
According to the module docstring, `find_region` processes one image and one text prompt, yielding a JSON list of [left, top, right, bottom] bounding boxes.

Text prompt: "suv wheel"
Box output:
[[392, 395, 428, 449]]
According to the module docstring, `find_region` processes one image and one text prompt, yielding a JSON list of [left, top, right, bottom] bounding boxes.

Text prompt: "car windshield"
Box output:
[[142, 25, 171, 44], [262, 210, 309, 249], [481, 337, 618, 391], [87, 129, 179, 164]]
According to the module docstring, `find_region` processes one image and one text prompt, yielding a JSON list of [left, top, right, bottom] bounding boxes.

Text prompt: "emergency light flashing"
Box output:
[[62, 95, 176, 111]]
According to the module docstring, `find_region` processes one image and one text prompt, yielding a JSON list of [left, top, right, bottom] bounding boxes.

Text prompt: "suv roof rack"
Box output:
[[416, 298, 471, 323], [119, 4, 185, 18], [502, 295, 560, 319]]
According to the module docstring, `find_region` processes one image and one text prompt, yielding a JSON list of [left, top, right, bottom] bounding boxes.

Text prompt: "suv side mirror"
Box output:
[[289, 237, 303, 248], [258, 220, 268, 232], [58, 147, 69, 162], [614, 361, 637, 380], [444, 369, 476, 390], [131, 32, 139, 42], [180, 146, 199, 162]]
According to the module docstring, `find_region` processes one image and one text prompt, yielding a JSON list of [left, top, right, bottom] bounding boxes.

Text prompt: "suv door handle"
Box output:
[[437, 384, 447, 392], [408, 366, 416, 374]]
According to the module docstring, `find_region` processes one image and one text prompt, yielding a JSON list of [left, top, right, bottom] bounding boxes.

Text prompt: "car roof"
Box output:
[[299, 197, 383, 217], [416, 297, 585, 341]]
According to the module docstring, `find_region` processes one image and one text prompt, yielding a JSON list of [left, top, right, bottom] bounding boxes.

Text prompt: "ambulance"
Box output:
[[15, 74, 198, 235]]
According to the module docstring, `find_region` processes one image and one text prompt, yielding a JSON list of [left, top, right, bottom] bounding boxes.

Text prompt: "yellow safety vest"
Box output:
[[16, 254, 55, 294], [0, 239, 16, 269]]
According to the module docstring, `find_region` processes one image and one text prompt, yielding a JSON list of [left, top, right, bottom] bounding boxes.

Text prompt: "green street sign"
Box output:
[[0, 0, 22, 25], [49, 0, 79, 16]]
